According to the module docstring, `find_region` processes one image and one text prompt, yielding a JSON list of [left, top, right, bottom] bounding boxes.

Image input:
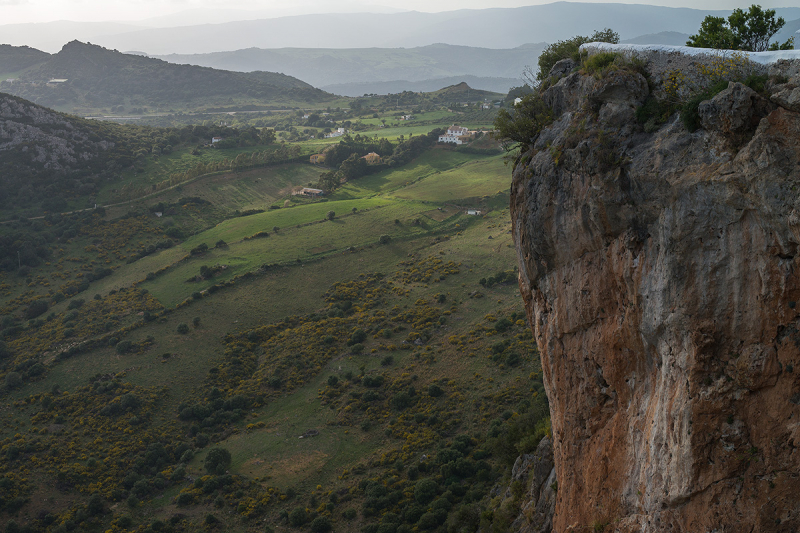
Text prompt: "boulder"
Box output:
[[699, 81, 774, 142], [547, 58, 576, 81]]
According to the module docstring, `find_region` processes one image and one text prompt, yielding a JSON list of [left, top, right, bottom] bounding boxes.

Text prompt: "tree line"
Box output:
[[315, 129, 444, 192]]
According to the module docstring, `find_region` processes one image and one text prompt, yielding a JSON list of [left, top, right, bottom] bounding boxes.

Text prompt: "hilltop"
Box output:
[[0, 41, 333, 114], [0, 44, 50, 76]]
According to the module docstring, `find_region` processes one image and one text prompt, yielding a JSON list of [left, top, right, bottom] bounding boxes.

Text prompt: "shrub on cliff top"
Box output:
[[534, 28, 619, 82], [582, 52, 619, 75]]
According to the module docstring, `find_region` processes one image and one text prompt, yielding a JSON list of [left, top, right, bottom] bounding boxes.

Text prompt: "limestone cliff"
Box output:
[[511, 46, 800, 532]]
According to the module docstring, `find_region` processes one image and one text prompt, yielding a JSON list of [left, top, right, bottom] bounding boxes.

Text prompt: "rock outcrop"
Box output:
[[511, 437, 557, 533], [511, 48, 800, 532]]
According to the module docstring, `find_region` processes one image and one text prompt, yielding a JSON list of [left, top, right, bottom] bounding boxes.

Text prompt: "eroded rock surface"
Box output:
[[511, 57, 800, 532]]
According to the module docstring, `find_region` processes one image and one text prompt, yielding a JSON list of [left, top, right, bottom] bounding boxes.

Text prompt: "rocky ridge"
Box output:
[[510, 46, 800, 532]]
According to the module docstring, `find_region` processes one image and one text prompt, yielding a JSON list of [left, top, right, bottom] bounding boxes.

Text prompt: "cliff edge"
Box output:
[[511, 45, 800, 532]]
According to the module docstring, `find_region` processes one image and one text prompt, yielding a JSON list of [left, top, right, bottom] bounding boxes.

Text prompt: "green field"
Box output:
[[390, 155, 510, 202], [331, 148, 492, 199], [142, 201, 458, 307]]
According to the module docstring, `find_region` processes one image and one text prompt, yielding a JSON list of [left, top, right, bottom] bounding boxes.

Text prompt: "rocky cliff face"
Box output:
[[511, 48, 800, 532]]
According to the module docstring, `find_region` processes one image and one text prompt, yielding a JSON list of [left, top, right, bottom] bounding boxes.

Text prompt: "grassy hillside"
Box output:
[[0, 98, 536, 533]]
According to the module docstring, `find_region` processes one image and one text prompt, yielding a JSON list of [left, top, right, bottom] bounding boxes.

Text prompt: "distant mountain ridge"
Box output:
[[321, 76, 521, 97], [1, 3, 799, 55], [0, 41, 332, 113], [621, 31, 691, 46], [155, 43, 547, 91]]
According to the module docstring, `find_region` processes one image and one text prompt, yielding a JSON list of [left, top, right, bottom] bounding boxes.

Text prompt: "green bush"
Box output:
[[288, 507, 308, 526], [745, 73, 769, 93], [176, 323, 189, 334], [190, 243, 209, 255], [310, 516, 332, 533], [25, 299, 48, 319], [582, 52, 619, 75], [414, 478, 438, 504], [391, 391, 414, 410], [204, 448, 232, 474], [493, 94, 554, 153], [4, 372, 22, 390], [348, 328, 367, 345], [176, 493, 194, 507], [535, 28, 619, 81], [115, 340, 132, 354], [67, 298, 85, 309]]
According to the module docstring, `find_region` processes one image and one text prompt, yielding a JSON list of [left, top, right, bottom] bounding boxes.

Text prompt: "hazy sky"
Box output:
[[2, 0, 798, 25]]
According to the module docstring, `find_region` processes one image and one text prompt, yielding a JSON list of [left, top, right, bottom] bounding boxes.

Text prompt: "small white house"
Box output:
[[466, 209, 482, 216], [211, 137, 223, 143], [324, 127, 346, 139], [438, 125, 470, 144]]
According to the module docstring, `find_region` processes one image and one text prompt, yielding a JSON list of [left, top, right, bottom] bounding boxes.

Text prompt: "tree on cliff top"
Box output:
[[492, 94, 554, 154], [686, 5, 793, 52]]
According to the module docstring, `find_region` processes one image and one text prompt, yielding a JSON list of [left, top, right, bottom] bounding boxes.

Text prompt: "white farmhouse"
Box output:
[[438, 125, 470, 145], [325, 127, 347, 139]]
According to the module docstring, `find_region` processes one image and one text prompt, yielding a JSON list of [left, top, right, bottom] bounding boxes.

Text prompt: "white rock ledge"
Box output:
[[580, 42, 800, 65]]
